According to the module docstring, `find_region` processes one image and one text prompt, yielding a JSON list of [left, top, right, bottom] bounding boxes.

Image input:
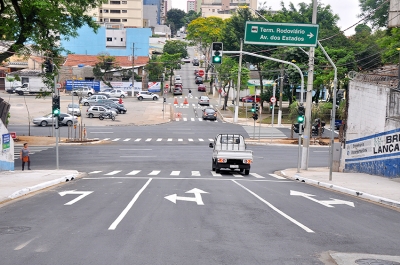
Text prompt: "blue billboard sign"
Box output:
[[65, 80, 101, 92]]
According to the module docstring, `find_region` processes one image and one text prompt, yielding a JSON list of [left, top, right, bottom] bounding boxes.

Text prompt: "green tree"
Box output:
[[163, 40, 188, 58], [184, 10, 201, 27], [93, 54, 121, 88], [145, 55, 165, 82], [0, 0, 106, 63], [166, 9, 186, 34], [358, 0, 390, 29], [160, 53, 182, 91]]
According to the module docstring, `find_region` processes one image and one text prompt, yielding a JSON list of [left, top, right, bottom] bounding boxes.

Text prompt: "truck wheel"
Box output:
[[215, 168, 221, 174], [211, 159, 215, 171], [18, 91, 24, 95], [244, 169, 250, 175]]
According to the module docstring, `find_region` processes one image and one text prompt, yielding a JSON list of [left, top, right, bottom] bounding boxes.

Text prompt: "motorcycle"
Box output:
[[312, 119, 325, 136], [99, 112, 115, 121]]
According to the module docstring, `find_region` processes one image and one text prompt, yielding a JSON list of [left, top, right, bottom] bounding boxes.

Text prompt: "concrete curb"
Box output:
[[281, 171, 400, 209], [8, 172, 79, 200]]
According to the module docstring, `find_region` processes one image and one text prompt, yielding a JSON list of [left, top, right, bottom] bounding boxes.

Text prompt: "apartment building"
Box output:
[[95, 0, 144, 28], [201, 0, 257, 17], [187, 0, 196, 12]]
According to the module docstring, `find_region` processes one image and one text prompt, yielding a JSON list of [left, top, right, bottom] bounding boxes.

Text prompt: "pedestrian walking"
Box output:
[[20, 143, 31, 171], [188, 89, 193, 98]]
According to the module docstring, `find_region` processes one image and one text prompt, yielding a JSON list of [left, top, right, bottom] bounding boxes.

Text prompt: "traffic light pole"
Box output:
[[54, 74, 59, 170], [234, 40, 243, 123]]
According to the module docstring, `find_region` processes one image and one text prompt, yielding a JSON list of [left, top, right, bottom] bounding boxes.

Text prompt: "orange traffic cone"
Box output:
[[183, 97, 188, 105], [174, 97, 178, 105]]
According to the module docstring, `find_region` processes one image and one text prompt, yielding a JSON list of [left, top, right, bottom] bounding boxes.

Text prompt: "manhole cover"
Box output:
[[0, 226, 31, 235], [356, 259, 400, 265]]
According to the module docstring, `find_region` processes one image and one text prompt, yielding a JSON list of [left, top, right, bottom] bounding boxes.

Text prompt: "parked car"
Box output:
[[241, 95, 261, 103], [74, 87, 95, 97], [67, 103, 81, 116], [194, 69, 199, 76], [86, 105, 117, 118], [175, 76, 182, 84], [182, 57, 190, 63], [136, 91, 159, 101], [108, 89, 127, 98], [198, 84, 206, 92], [202, 108, 217, 120], [98, 88, 113, 96], [198, 96, 210, 106], [108, 97, 122, 103], [192, 58, 200, 66], [81, 95, 109, 106], [195, 76, 203, 84], [96, 102, 127, 114], [33, 113, 78, 127]]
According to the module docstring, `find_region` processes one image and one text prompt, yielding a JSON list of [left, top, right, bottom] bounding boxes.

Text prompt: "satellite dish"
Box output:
[[348, 71, 357, 80]]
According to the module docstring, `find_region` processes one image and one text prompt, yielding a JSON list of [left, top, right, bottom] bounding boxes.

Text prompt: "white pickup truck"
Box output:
[[209, 134, 253, 175]]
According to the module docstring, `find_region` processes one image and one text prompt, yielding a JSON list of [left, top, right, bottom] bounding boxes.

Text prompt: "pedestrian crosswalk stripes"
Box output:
[[85, 169, 283, 179], [102, 138, 214, 142], [175, 118, 218, 122], [13, 145, 54, 159]]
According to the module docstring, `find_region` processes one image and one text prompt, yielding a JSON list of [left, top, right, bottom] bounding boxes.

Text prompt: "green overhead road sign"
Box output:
[[244, 21, 319, 47]]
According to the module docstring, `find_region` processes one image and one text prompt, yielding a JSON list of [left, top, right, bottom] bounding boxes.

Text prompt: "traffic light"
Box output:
[[297, 103, 305, 123], [44, 59, 53, 73], [252, 113, 258, 120], [255, 104, 259, 112], [212, 42, 223, 64], [52, 96, 60, 116], [283, 74, 289, 85], [251, 102, 256, 112]]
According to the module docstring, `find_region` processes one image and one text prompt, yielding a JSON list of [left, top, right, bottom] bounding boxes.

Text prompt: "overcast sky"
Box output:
[[171, 0, 362, 36]]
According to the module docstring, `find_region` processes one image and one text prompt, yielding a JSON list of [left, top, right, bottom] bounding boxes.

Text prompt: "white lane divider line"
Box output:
[[211, 171, 222, 177], [170, 171, 180, 176], [209, 139, 213, 142], [135, 138, 141, 142], [183, 118, 187, 121], [175, 118, 180, 121], [88, 171, 102, 174], [269, 174, 286, 180], [157, 138, 162, 141], [199, 138, 204, 142], [148, 170, 160, 175], [105, 171, 121, 175], [109, 178, 152, 230], [178, 139, 183, 142], [126, 170, 141, 175], [145, 138, 152, 142], [103, 138, 110, 141], [232, 174, 243, 178], [191, 118, 195, 121], [232, 180, 314, 233], [188, 138, 193, 142], [167, 138, 173, 142], [112, 138, 120, 141], [198, 118, 202, 121], [251, 173, 265, 179], [191, 171, 201, 176], [123, 138, 131, 141]]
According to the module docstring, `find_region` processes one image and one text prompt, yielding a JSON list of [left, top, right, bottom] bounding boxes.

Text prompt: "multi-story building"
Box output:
[[91, 0, 144, 28], [187, 0, 196, 12], [144, 0, 164, 25], [201, 0, 257, 17]]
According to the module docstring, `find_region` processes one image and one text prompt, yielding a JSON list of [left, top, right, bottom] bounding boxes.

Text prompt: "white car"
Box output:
[[136, 91, 159, 101], [33, 113, 78, 127], [67, 103, 81, 116], [109, 89, 127, 98]]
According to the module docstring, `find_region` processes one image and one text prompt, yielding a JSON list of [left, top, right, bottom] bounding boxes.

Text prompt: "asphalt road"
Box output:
[[3, 119, 400, 264]]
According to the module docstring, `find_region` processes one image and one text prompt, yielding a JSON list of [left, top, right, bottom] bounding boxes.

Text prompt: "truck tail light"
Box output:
[[243, 159, 252, 164], [218, 158, 227, 163]]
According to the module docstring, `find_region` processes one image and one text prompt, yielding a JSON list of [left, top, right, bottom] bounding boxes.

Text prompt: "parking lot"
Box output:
[[2, 91, 171, 126]]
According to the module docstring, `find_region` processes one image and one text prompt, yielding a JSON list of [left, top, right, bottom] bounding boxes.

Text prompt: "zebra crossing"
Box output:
[[173, 103, 218, 109], [175, 117, 219, 122], [87, 169, 286, 179], [101, 138, 215, 142], [13, 145, 54, 159]]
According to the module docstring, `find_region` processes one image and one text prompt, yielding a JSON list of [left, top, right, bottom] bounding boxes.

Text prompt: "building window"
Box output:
[[104, 18, 109, 22], [110, 19, 121, 22], [110, 10, 121, 13], [122, 1, 127, 3], [122, 19, 127, 22], [107, 37, 112, 41], [121, 38, 124, 42], [100, 18, 103, 22], [122, 10, 127, 13], [100, 9, 103, 13], [103, 9, 109, 13], [110, 1, 121, 4], [212, 9, 215, 12]]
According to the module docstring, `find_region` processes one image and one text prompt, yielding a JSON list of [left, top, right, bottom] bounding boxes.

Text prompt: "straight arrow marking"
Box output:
[[290, 190, 354, 208], [59, 190, 93, 205]]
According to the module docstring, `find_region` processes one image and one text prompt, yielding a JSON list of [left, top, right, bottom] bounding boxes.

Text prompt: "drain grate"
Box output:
[[356, 259, 400, 265], [0, 226, 31, 235]]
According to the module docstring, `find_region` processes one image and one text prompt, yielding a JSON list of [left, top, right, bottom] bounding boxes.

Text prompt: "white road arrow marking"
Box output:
[[290, 190, 354, 208], [307, 32, 314, 38], [164, 188, 208, 205], [59, 190, 93, 205]]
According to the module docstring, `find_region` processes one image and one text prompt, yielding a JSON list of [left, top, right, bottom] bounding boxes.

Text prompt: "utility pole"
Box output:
[[132, 43, 135, 96], [301, 0, 317, 170], [234, 39, 243, 123], [278, 63, 284, 126]]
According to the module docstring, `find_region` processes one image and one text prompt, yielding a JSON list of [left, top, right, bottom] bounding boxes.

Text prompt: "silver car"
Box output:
[[67, 103, 81, 116], [33, 113, 78, 127], [74, 87, 95, 97], [198, 96, 210, 106], [86, 106, 117, 118], [81, 95, 109, 106]]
